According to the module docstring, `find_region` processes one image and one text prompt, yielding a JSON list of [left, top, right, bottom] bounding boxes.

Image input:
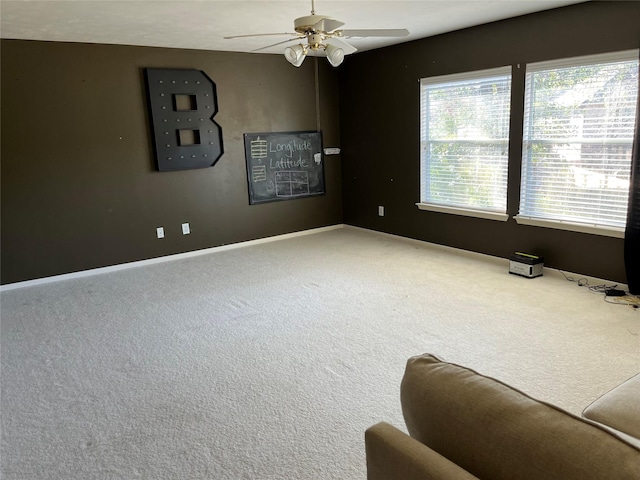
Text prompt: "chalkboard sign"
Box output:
[[244, 131, 324, 204]]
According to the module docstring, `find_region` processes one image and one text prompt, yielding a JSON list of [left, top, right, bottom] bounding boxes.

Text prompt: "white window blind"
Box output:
[[419, 67, 512, 219], [518, 50, 639, 234]]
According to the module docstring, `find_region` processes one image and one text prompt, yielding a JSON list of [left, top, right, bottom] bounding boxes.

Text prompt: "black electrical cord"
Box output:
[[559, 270, 639, 309]]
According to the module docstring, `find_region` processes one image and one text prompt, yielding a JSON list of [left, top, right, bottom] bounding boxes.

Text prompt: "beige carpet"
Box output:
[[1, 226, 639, 479]]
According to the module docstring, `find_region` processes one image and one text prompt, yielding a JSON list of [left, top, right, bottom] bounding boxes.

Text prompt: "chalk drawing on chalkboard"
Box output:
[[250, 138, 268, 159], [266, 179, 275, 193], [275, 171, 310, 197], [252, 165, 267, 182], [244, 131, 323, 204]]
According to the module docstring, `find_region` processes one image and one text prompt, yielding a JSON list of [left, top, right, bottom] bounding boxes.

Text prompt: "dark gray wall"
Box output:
[[1, 40, 342, 284], [339, 1, 640, 282]]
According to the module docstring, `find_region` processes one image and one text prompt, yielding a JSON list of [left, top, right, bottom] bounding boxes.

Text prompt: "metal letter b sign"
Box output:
[[145, 68, 224, 171]]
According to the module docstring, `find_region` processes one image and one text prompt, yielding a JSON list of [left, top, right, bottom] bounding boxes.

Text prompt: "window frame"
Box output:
[[417, 66, 512, 222], [515, 49, 640, 239]]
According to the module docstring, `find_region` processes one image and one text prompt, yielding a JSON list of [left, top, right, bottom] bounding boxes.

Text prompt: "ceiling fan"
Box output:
[[223, 0, 409, 67]]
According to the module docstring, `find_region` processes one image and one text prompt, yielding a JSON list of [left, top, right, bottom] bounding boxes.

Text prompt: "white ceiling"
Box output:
[[1, 0, 586, 56]]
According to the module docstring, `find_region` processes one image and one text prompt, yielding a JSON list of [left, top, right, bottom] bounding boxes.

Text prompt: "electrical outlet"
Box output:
[[378, 206, 384, 217], [182, 223, 190, 235], [156, 227, 165, 239]]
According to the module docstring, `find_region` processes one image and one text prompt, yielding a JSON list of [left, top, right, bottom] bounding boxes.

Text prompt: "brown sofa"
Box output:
[[365, 354, 640, 480]]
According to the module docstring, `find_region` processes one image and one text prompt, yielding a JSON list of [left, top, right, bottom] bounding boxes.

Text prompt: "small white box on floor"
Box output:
[[509, 252, 543, 278]]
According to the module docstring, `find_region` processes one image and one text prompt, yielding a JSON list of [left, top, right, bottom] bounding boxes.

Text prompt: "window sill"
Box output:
[[514, 216, 625, 238], [415, 203, 509, 222]]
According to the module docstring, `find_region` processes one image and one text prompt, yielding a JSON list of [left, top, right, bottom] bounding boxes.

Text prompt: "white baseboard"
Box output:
[[1, 224, 345, 292], [3, 224, 625, 293], [344, 225, 628, 289], [343, 225, 508, 266]]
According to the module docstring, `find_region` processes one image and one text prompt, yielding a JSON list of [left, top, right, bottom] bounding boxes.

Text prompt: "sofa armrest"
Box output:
[[365, 422, 480, 480]]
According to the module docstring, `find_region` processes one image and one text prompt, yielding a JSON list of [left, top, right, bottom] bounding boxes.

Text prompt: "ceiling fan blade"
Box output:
[[251, 38, 303, 53], [313, 17, 345, 33], [324, 37, 357, 55], [224, 32, 297, 39], [338, 28, 410, 38]]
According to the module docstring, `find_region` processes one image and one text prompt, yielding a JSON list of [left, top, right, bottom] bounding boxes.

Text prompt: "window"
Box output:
[[517, 50, 639, 237], [418, 67, 512, 221]]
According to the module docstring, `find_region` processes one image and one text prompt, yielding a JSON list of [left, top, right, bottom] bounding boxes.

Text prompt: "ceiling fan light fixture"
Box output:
[[225, 0, 410, 68], [325, 44, 344, 67], [284, 44, 306, 67]]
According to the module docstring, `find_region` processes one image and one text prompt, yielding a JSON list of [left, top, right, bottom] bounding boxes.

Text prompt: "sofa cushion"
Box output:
[[582, 373, 640, 440], [401, 353, 640, 480]]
